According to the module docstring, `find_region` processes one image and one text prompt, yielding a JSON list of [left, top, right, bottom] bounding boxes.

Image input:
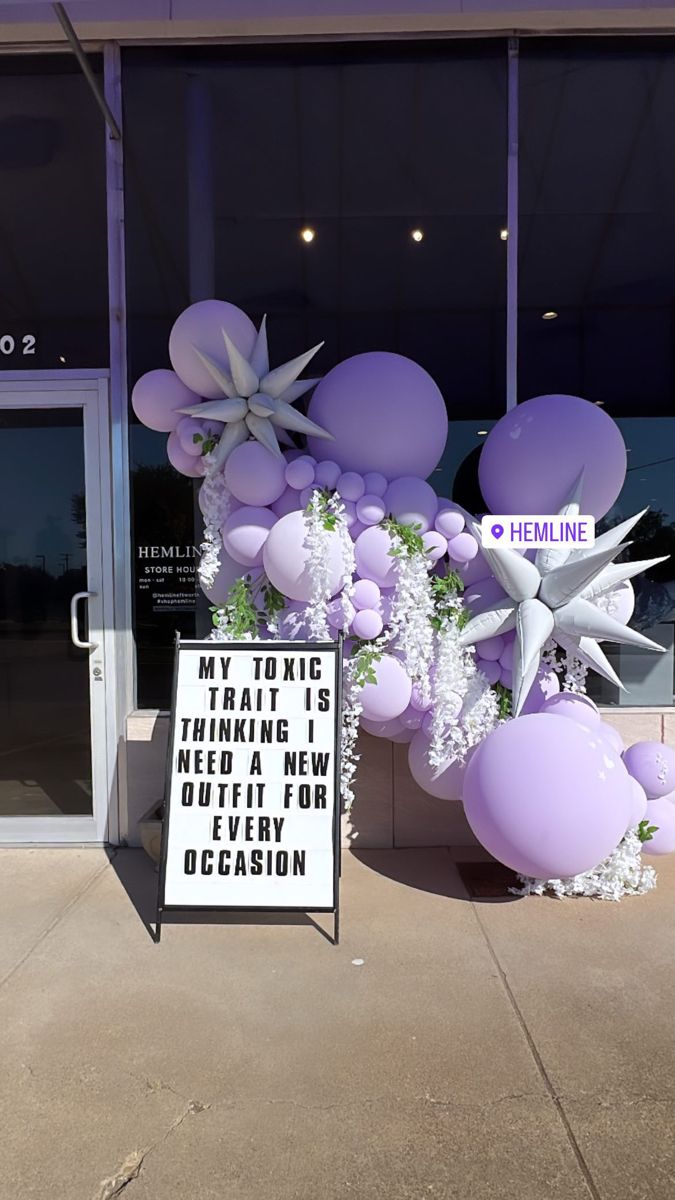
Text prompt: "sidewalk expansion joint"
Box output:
[[468, 901, 603, 1200], [0, 852, 115, 997]]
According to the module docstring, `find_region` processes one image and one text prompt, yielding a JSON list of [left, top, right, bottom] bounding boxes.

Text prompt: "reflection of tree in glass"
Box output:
[[71, 493, 86, 549], [600, 509, 675, 630], [132, 464, 195, 548]]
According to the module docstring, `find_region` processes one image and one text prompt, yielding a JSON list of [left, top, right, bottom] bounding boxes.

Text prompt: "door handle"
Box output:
[[70, 591, 98, 650]]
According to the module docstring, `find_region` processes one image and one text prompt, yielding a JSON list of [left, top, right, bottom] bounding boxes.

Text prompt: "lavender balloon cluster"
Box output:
[[132, 299, 675, 893]]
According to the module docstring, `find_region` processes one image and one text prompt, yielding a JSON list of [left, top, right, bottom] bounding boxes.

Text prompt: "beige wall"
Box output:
[[126, 707, 673, 850]]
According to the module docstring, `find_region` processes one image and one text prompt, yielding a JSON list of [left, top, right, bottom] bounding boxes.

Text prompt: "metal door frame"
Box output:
[[0, 373, 118, 844]]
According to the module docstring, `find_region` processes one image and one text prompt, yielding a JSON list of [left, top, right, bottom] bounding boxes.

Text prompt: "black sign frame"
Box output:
[[155, 634, 343, 945]]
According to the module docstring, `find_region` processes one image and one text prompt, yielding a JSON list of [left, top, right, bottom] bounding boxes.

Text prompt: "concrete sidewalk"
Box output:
[[1, 847, 673, 1200]]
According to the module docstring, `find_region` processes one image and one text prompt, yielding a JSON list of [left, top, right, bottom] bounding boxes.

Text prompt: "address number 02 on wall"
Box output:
[[0, 335, 36, 356]]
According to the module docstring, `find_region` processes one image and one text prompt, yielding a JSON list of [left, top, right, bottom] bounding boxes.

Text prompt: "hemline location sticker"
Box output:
[[481, 514, 596, 550], [156, 637, 343, 945]]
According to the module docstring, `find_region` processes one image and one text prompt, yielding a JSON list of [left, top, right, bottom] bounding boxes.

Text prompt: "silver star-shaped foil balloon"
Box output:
[[178, 315, 334, 466], [459, 473, 669, 715]]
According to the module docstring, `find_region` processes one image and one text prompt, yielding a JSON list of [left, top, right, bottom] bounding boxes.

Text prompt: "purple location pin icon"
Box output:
[[491, 523, 504, 539]]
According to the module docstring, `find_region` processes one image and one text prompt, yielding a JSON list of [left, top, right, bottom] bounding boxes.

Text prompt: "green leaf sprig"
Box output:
[[637, 819, 659, 843], [211, 575, 288, 639], [351, 639, 384, 688], [492, 681, 512, 720], [383, 516, 425, 558], [306, 488, 339, 531]]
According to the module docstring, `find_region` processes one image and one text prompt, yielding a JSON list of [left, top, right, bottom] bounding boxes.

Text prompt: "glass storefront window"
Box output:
[[519, 40, 675, 705], [123, 41, 507, 707], [0, 56, 108, 369]]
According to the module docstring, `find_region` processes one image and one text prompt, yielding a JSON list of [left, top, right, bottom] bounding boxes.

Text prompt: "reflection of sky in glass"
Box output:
[[608, 419, 675, 526], [0, 425, 85, 575]]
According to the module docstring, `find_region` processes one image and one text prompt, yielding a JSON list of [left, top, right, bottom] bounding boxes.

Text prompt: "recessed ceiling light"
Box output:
[[411, 228, 424, 243], [500, 229, 508, 241], [58, 355, 66, 363], [477, 429, 489, 436], [542, 311, 558, 320], [300, 227, 315, 244], [594, 400, 605, 406]]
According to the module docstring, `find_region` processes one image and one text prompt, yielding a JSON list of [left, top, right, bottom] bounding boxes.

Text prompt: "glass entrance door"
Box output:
[[0, 378, 113, 842]]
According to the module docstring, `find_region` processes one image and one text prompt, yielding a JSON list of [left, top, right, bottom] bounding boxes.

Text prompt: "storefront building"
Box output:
[[1, 1, 674, 847]]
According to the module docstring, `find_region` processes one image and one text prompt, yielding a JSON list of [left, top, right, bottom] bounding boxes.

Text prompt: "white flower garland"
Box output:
[[303, 491, 339, 641], [428, 614, 474, 768], [341, 653, 366, 812], [197, 457, 235, 592], [512, 829, 657, 901], [387, 533, 435, 704], [562, 649, 588, 694]]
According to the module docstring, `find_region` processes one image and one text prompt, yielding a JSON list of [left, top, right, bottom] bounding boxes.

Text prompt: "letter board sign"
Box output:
[[156, 639, 342, 940]]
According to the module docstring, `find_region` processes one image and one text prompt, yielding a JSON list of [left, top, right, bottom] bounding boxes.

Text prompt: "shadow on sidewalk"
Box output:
[[350, 848, 523, 905], [107, 847, 337, 944]]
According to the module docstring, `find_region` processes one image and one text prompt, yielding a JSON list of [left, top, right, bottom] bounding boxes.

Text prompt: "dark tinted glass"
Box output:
[[0, 407, 92, 815], [0, 56, 108, 369], [519, 41, 675, 705], [123, 41, 508, 706]]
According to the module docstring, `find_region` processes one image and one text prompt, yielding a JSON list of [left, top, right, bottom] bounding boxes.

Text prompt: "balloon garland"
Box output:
[[132, 300, 675, 898]]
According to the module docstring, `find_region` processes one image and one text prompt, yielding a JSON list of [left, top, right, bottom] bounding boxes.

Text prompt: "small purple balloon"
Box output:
[[539, 691, 601, 728], [327, 597, 355, 630], [176, 415, 208, 456], [500, 667, 513, 689], [313, 460, 341, 490], [337, 471, 365, 502], [169, 299, 257, 399], [422, 531, 447, 563], [359, 653, 412, 722], [479, 394, 627, 521], [271, 485, 302, 518], [356, 494, 386, 526], [385, 476, 439, 534], [465, 576, 508, 613], [222, 505, 276, 567], [435, 506, 465, 539], [447, 531, 478, 563], [499, 637, 515, 671], [519, 666, 560, 715], [352, 578, 381, 611], [166, 431, 205, 478], [459, 553, 491, 587], [410, 684, 433, 713], [307, 352, 448, 479], [360, 715, 406, 739], [399, 704, 423, 731], [225, 441, 287, 506], [477, 658, 501, 684], [285, 458, 315, 490], [363, 471, 388, 497], [354, 526, 398, 589], [408, 729, 469, 801], [622, 741, 675, 800], [642, 794, 675, 855], [463, 714, 633, 878], [475, 635, 505, 663], [132, 369, 202, 433], [351, 608, 383, 641]]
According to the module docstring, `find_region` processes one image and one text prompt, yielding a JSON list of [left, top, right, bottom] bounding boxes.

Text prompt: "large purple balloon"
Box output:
[[622, 741, 675, 800], [203, 551, 251, 604], [479, 395, 627, 521], [408, 729, 469, 800], [169, 300, 257, 399], [463, 714, 633, 879], [627, 778, 648, 830], [307, 352, 448, 479], [359, 654, 412, 722], [222, 506, 276, 567], [132, 369, 202, 433], [642, 795, 675, 855], [224, 441, 287, 506], [262, 510, 345, 602]]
